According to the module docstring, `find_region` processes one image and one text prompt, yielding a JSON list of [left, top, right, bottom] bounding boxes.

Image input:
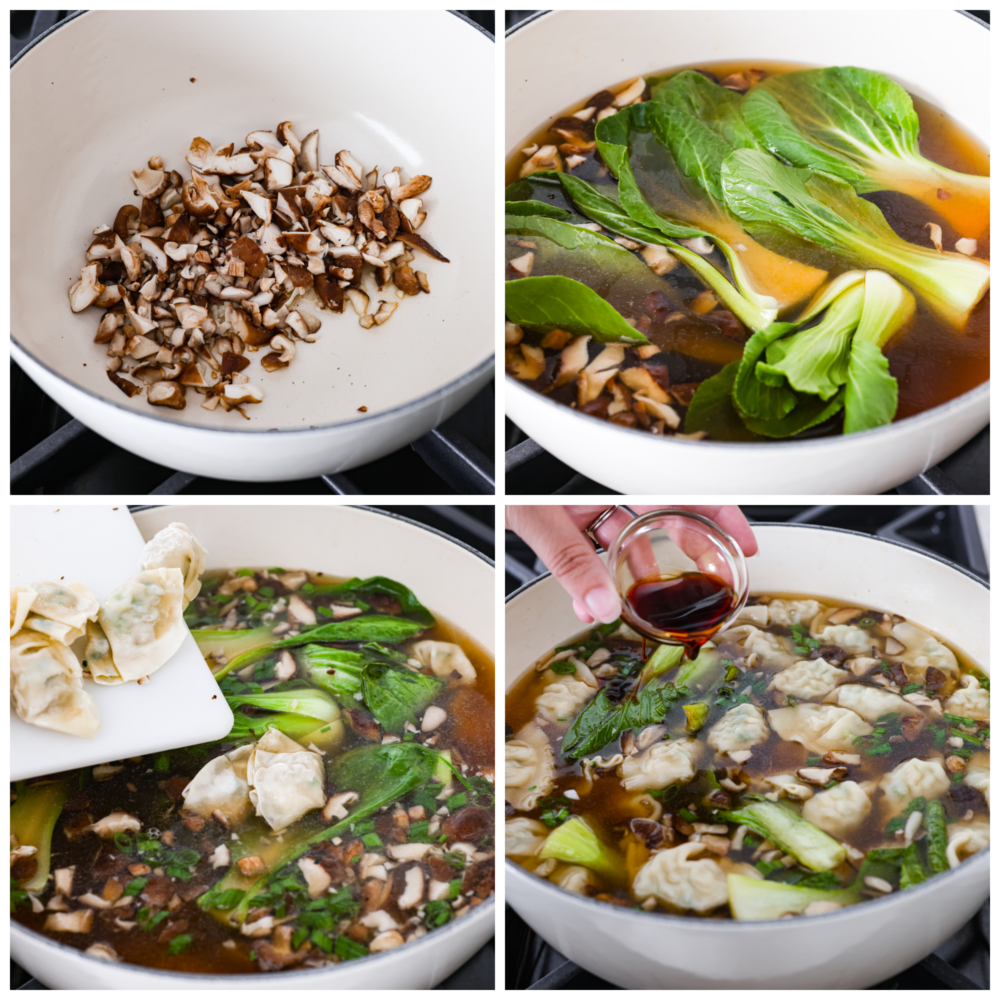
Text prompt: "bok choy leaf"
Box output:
[[742, 66, 990, 239]]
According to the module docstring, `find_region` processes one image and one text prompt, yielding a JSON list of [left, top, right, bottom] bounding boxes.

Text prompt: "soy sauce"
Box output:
[[626, 571, 735, 658]]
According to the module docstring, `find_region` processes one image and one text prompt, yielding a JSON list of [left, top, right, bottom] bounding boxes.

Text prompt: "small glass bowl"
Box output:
[[605, 508, 750, 646]]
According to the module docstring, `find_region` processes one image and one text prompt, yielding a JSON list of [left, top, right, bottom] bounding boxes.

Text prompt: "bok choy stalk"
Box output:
[[741, 66, 990, 240], [212, 615, 424, 680], [526, 170, 779, 332], [688, 270, 914, 439], [224, 688, 342, 746], [203, 742, 440, 924], [596, 78, 829, 313], [728, 873, 863, 920], [721, 799, 846, 872], [192, 625, 275, 663], [539, 817, 620, 879], [720, 149, 990, 327], [11, 780, 70, 894], [295, 645, 367, 700]]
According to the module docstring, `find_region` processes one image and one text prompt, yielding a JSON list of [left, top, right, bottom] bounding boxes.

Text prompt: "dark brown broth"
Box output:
[[506, 60, 990, 431]]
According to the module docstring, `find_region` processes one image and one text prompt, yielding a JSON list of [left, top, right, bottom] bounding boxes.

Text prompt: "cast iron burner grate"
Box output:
[[10, 504, 495, 990], [504, 504, 989, 989], [11, 11, 495, 497]]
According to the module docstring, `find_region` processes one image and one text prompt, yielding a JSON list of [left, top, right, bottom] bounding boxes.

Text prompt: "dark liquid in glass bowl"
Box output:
[[626, 571, 735, 656]]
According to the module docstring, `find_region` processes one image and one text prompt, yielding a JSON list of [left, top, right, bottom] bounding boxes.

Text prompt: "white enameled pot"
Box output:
[[11, 505, 495, 989], [505, 10, 989, 495], [11, 11, 493, 482], [505, 523, 989, 989]]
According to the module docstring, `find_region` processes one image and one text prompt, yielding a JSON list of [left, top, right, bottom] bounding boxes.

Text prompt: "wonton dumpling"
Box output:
[[97, 568, 186, 681], [824, 684, 921, 723], [768, 704, 872, 755], [772, 658, 848, 701], [879, 757, 950, 816], [716, 625, 797, 670], [552, 864, 594, 894], [506, 723, 555, 811], [946, 817, 989, 869], [10, 629, 100, 738], [10, 586, 37, 637], [620, 739, 703, 790], [139, 522, 207, 608], [633, 841, 728, 914], [82, 620, 124, 685], [505, 817, 549, 857], [535, 676, 593, 724], [815, 624, 873, 655], [28, 581, 100, 631], [891, 622, 958, 672], [964, 752, 989, 808], [246, 727, 326, 831], [22, 615, 84, 646], [944, 676, 990, 722], [734, 604, 768, 627], [410, 641, 476, 684], [767, 599, 821, 627], [801, 781, 872, 839], [181, 743, 254, 827], [707, 703, 769, 756]]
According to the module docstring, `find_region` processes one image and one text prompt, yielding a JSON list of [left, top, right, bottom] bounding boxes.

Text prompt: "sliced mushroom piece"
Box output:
[[345, 288, 369, 317], [44, 910, 94, 934], [389, 174, 432, 203], [614, 77, 646, 106], [87, 230, 125, 262], [222, 383, 264, 407], [415, 271, 430, 293], [89, 812, 141, 838], [181, 175, 219, 219], [297, 129, 319, 173], [373, 301, 397, 326], [577, 345, 625, 405], [399, 197, 426, 230], [322, 150, 365, 192], [519, 144, 563, 178], [507, 343, 546, 380], [392, 264, 421, 296], [635, 394, 680, 429], [508, 252, 534, 277], [140, 235, 169, 273], [395, 231, 449, 263], [119, 243, 145, 283], [68, 263, 105, 312], [555, 334, 591, 388], [796, 766, 848, 785], [924, 222, 943, 252], [131, 167, 168, 199], [321, 790, 359, 822], [113, 204, 141, 241], [148, 382, 186, 409], [955, 237, 978, 256]]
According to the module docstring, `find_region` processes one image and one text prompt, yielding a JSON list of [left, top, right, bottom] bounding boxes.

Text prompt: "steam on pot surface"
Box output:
[[505, 595, 989, 920], [12, 567, 495, 972]]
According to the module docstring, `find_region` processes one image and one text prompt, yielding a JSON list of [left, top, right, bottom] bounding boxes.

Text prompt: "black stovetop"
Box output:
[[505, 504, 989, 990], [10, 504, 495, 990]]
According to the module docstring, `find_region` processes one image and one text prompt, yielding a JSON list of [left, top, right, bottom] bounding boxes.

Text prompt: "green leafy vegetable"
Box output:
[[721, 800, 846, 872], [296, 645, 368, 700], [505, 199, 572, 219], [304, 576, 436, 628], [224, 688, 342, 745], [728, 873, 862, 920], [539, 817, 619, 879], [720, 148, 989, 326], [924, 799, 949, 875], [361, 663, 445, 732], [741, 66, 989, 240], [10, 780, 70, 893], [215, 616, 424, 679]]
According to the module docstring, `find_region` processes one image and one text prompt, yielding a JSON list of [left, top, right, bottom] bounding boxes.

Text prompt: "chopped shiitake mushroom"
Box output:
[[70, 122, 448, 415]]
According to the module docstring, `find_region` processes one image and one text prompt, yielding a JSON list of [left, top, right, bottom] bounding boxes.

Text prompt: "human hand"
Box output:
[[505, 505, 757, 624]]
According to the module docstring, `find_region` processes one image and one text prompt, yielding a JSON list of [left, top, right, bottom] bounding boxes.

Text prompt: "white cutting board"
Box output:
[[10, 505, 233, 780]]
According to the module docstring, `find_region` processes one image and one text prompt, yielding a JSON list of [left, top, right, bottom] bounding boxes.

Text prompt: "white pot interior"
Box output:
[[13, 10, 493, 434]]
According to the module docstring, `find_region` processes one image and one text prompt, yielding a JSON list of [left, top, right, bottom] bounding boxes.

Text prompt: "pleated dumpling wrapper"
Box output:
[[97, 568, 187, 682], [10, 586, 38, 637], [139, 522, 207, 609], [26, 581, 100, 633], [246, 728, 326, 832], [10, 629, 100, 738], [181, 744, 255, 828]]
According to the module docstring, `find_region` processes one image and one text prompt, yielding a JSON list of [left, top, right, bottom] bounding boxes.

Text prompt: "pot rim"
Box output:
[[504, 521, 989, 930], [12, 502, 496, 983], [10, 9, 494, 441]]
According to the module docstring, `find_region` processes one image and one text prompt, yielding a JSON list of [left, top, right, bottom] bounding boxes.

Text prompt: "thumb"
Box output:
[[506, 506, 621, 624]]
